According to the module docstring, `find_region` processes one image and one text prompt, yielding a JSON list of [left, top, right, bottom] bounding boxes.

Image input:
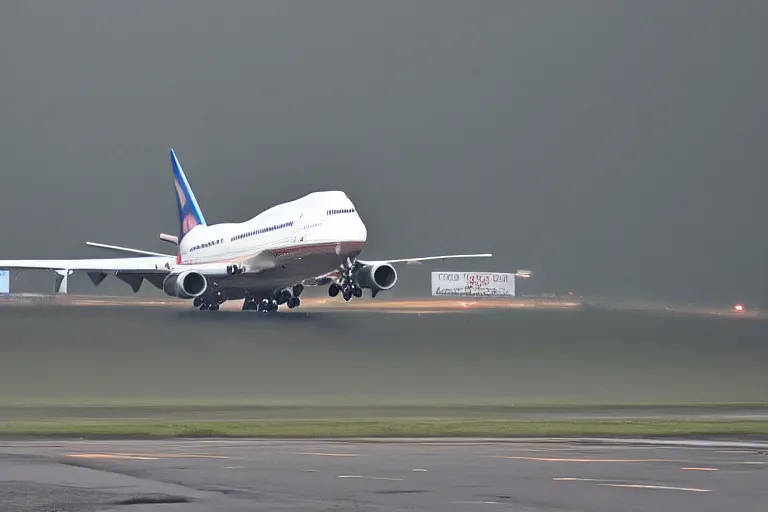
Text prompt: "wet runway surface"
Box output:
[[1, 300, 766, 510], [1, 300, 767, 407], [1, 438, 767, 511]]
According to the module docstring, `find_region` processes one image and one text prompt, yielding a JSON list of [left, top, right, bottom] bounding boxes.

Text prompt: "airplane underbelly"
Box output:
[[216, 241, 363, 294]]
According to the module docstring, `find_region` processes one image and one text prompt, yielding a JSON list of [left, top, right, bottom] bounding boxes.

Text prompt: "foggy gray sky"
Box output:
[[1, 1, 766, 305]]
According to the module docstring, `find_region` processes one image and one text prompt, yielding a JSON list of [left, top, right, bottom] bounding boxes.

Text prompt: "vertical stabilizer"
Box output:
[[170, 148, 207, 241]]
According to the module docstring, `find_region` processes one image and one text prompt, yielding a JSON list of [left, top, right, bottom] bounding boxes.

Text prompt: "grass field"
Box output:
[[1, 419, 767, 438]]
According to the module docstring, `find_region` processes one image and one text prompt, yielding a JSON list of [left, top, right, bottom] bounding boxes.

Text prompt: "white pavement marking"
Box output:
[[293, 452, 361, 457], [598, 483, 711, 492], [337, 475, 404, 481], [495, 455, 674, 463], [554, 477, 618, 482], [67, 453, 159, 460]]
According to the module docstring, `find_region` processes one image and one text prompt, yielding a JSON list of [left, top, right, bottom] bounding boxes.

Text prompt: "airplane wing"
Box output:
[[0, 256, 178, 293], [301, 253, 493, 287], [0, 256, 175, 272], [357, 253, 493, 266]]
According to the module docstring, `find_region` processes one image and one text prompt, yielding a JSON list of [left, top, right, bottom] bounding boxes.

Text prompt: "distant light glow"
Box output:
[[734, 304, 744, 312]]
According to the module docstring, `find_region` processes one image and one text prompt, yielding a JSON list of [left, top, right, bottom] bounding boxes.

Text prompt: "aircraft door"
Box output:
[[293, 212, 304, 243]]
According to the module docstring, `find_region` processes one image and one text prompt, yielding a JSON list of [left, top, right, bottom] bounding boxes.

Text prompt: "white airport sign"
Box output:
[[431, 271, 515, 297]]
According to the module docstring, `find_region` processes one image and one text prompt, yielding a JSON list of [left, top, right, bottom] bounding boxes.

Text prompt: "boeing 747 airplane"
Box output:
[[0, 149, 492, 312]]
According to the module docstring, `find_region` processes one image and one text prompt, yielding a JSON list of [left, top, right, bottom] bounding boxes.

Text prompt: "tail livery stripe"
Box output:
[[170, 149, 207, 239]]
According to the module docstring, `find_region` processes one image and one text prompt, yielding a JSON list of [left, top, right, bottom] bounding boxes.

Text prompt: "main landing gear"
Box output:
[[242, 284, 304, 312], [194, 290, 225, 311], [328, 282, 362, 302], [329, 257, 363, 301], [243, 296, 300, 312]]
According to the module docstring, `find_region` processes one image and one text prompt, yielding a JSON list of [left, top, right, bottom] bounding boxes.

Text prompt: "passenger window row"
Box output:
[[190, 238, 224, 252], [327, 208, 355, 215], [231, 221, 294, 242]]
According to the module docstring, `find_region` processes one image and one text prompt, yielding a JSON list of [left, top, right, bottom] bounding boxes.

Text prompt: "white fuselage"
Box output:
[[175, 191, 367, 298]]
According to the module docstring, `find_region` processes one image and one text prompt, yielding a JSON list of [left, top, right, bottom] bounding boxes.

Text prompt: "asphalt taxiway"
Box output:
[[1, 438, 766, 511]]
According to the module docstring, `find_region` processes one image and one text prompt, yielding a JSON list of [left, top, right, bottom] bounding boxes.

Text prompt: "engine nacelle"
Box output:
[[162, 270, 208, 299], [355, 263, 398, 293]]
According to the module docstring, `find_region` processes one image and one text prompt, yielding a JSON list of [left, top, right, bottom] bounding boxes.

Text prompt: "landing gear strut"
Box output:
[[329, 257, 363, 301], [242, 296, 259, 311], [242, 284, 304, 313], [242, 296, 279, 312], [258, 298, 279, 313], [328, 279, 363, 301], [226, 264, 244, 275], [195, 290, 225, 311]]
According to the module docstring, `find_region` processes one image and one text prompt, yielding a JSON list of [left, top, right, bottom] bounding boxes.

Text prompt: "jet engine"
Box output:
[[355, 263, 398, 294], [162, 270, 208, 299]]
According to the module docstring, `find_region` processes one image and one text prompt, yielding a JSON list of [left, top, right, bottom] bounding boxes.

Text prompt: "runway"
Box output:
[[1, 438, 766, 511], [0, 298, 766, 409], [1, 298, 766, 510], [0, 293, 583, 314]]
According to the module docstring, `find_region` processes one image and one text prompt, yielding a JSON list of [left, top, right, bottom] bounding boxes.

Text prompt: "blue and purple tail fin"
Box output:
[[170, 148, 207, 241]]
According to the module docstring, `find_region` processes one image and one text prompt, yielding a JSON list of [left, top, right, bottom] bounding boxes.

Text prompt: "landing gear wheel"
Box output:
[[287, 297, 301, 309], [352, 286, 363, 298], [193, 297, 202, 308], [342, 287, 352, 302], [328, 284, 340, 297], [209, 303, 220, 311]]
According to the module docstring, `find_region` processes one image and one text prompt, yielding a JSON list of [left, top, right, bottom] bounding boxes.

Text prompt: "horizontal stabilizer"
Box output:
[[159, 233, 179, 245]]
